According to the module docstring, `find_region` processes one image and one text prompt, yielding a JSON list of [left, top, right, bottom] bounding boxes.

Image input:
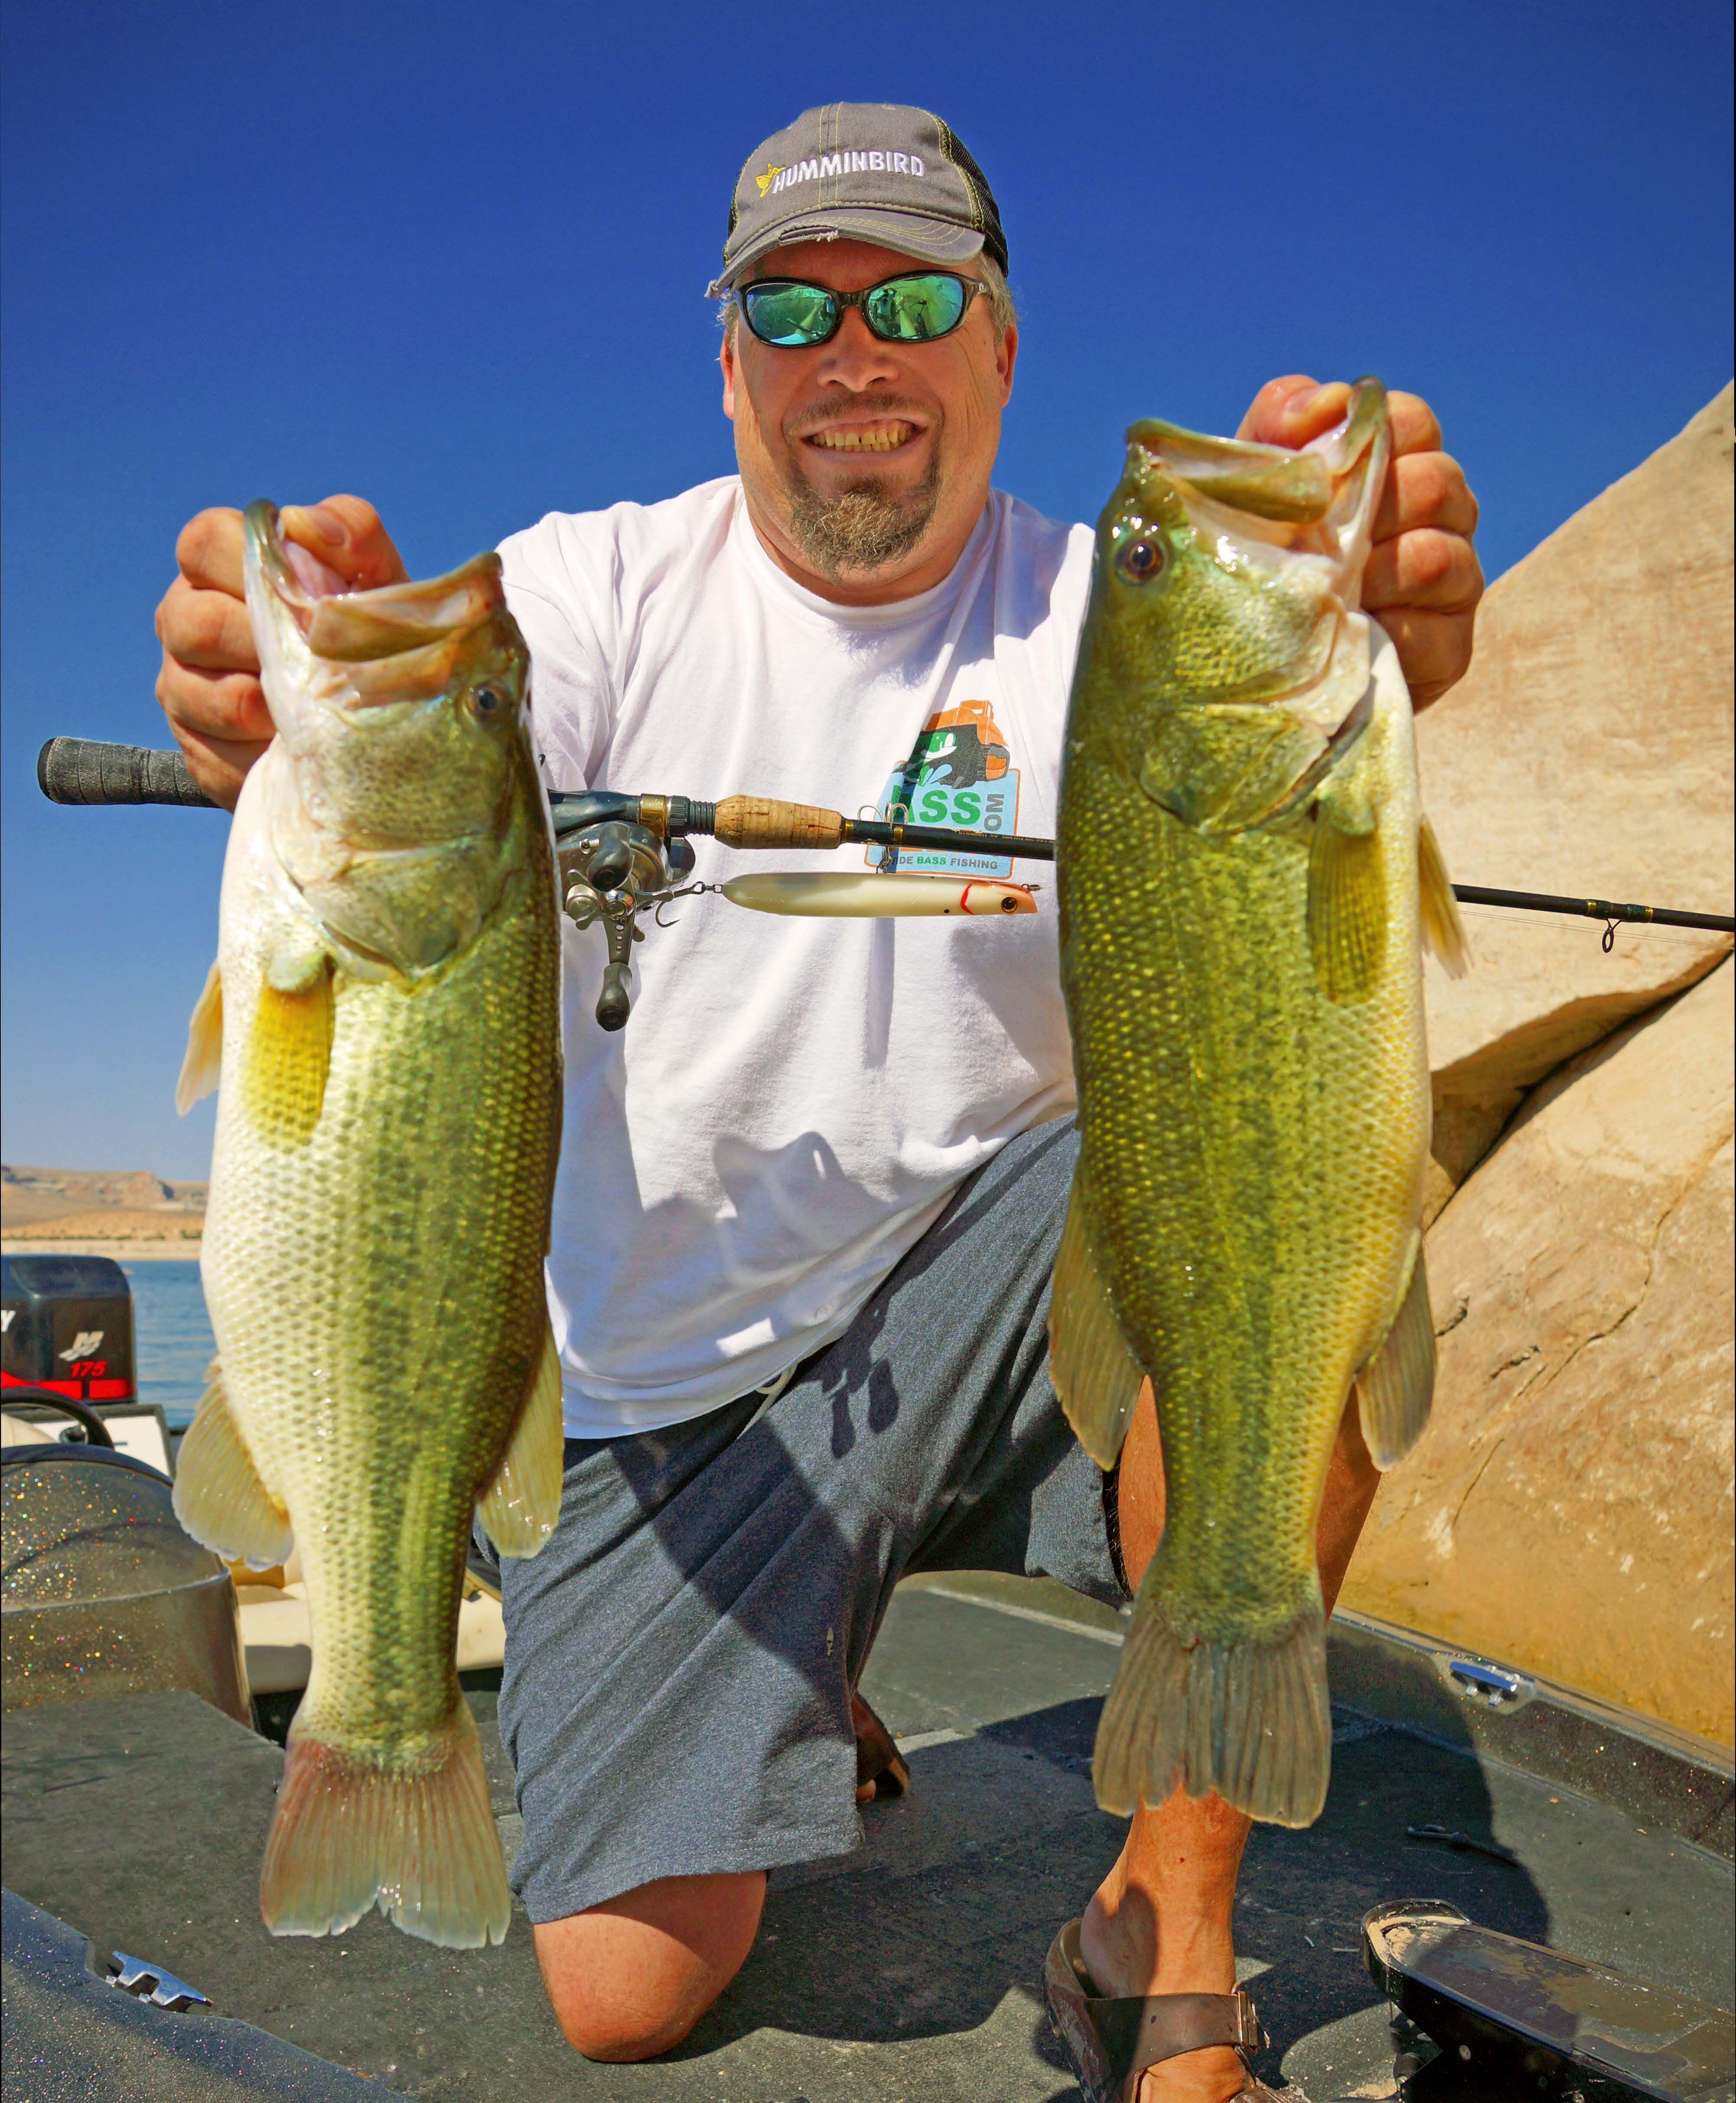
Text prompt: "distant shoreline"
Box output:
[[2, 1240, 201, 1261]]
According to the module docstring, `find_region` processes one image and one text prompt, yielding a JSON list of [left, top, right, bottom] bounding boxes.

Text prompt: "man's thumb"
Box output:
[[278, 495, 409, 590]]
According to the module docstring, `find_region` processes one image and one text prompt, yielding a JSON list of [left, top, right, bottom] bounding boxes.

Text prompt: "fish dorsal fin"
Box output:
[[476, 1317, 564, 1558], [176, 961, 224, 1114], [1356, 1240, 1436, 1469], [1048, 1164, 1146, 1470], [1418, 817, 1471, 977], [172, 1360, 294, 1569]]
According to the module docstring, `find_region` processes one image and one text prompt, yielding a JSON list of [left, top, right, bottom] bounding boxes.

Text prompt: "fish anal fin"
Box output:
[[1356, 1241, 1436, 1469], [1048, 1166, 1146, 1471], [176, 962, 224, 1114], [172, 1360, 293, 1569], [1307, 805, 1386, 1003], [261, 1694, 509, 1948], [1418, 816, 1471, 978], [476, 1317, 563, 1558], [243, 956, 335, 1149]]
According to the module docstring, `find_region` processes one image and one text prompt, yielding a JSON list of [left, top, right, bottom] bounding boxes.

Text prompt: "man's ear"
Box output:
[[996, 320, 1019, 406], [720, 327, 739, 421]]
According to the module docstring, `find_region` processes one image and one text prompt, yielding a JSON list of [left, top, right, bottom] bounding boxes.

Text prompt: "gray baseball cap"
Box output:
[[707, 103, 1009, 297]]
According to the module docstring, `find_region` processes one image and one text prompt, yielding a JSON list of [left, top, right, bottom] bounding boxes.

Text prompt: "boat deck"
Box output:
[[3, 1572, 1732, 2101]]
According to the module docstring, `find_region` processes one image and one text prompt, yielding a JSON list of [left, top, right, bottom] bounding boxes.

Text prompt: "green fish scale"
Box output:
[[205, 779, 560, 1759], [1059, 740, 1425, 1641]]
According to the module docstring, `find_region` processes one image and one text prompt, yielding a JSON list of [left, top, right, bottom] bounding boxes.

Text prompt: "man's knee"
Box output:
[[533, 1870, 767, 2061]]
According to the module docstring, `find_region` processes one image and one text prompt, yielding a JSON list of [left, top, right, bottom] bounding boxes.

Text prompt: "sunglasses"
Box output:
[[738, 270, 982, 348]]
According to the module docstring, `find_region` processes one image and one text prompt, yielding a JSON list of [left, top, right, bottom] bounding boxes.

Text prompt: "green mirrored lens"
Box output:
[[742, 283, 838, 345], [864, 274, 968, 341]]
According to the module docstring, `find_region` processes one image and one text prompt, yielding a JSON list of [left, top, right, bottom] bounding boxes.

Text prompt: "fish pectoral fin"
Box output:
[[1307, 802, 1387, 1003], [242, 952, 335, 1149], [476, 1317, 563, 1558], [1356, 1240, 1436, 1469], [176, 962, 224, 1114], [1418, 816, 1471, 978], [1048, 1165, 1146, 1471], [171, 1359, 293, 1568]]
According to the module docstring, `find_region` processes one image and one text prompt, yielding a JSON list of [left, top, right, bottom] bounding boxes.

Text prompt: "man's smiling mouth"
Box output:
[[806, 420, 918, 453]]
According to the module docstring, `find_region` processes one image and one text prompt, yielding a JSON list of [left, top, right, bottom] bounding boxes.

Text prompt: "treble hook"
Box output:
[[654, 880, 725, 929]]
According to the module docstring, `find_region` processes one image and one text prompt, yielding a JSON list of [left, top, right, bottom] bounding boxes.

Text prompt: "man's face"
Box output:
[[721, 238, 1018, 602]]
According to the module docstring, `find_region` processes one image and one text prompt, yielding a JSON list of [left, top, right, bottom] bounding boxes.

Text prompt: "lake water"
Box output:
[[119, 1259, 214, 1427]]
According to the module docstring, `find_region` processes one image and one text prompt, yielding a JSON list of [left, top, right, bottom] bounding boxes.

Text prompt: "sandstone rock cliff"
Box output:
[[1344, 963, 1733, 1742], [1342, 387, 1736, 1743], [1417, 383, 1733, 1218]]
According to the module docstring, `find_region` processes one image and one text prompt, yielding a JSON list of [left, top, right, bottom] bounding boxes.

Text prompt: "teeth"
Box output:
[[810, 423, 914, 452]]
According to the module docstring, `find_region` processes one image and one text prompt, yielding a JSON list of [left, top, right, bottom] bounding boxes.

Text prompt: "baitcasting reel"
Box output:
[[554, 805, 697, 1031]]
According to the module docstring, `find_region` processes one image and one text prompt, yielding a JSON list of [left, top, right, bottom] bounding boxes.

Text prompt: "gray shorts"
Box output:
[[485, 1114, 1123, 1924]]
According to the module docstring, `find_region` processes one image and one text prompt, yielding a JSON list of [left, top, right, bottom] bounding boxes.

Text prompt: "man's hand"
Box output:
[[1238, 377, 1482, 710], [155, 496, 408, 808]]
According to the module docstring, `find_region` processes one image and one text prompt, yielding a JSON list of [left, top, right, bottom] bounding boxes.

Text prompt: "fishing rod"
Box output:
[[35, 737, 1736, 1026]]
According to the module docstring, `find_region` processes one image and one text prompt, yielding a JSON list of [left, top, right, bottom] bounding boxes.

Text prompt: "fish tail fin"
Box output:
[[262, 1694, 510, 1949], [1093, 1564, 1331, 1829]]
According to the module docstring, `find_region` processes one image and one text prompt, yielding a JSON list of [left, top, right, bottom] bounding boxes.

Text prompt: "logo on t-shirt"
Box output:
[[867, 700, 1019, 879]]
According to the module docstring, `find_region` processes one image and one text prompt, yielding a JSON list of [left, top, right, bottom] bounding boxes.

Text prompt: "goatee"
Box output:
[[786, 465, 941, 579]]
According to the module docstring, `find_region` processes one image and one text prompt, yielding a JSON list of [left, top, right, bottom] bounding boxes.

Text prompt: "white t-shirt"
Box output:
[[498, 477, 1095, 1436]]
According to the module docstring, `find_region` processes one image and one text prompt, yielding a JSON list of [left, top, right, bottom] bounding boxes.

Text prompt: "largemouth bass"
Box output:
[[1052, 380, 1466, 1827], [173, 505, 564, 1945]]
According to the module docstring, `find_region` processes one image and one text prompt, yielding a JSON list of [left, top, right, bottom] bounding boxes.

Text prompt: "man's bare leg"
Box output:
[[1078, 1385, 1382, 2102], [533, 1870, 766, 2061]]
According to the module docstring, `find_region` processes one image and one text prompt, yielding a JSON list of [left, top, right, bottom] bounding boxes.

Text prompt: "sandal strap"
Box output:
[[1087, 1984, 1268, 2075], [1045, 1921, 1270, 2096]]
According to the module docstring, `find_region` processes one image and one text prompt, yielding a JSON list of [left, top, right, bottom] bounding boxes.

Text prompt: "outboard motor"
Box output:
[[1, 1253, 136, 1404]]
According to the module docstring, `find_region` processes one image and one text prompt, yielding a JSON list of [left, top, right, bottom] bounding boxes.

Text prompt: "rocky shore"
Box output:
[[1, 1164, 205, 1255]]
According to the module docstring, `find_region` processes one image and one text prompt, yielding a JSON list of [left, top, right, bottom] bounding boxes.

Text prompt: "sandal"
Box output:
[[851, 1691, 911, 1804], [1043, 1919, 1299, 2101]]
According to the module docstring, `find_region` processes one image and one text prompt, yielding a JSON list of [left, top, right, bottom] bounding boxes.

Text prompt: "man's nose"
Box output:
[[813, 305, 902, 389]]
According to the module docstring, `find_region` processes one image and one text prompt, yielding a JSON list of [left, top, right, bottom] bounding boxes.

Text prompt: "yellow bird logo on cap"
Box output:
[[754, 163, 785, 197]]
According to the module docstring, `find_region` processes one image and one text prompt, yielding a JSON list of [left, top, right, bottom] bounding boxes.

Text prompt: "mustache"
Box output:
[[783, 392, 938, 441]]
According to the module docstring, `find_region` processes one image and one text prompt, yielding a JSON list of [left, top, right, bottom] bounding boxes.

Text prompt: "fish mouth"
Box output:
[[1126, 377, 1390, 608], [244, 503, 509, 682]]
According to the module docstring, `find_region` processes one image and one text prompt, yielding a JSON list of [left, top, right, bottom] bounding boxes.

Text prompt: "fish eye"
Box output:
[[1117, 537, 1166, 584], [468, 684, 503, 718]]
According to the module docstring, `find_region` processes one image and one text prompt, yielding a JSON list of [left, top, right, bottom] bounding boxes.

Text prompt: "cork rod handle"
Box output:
[[712, 795, 845, 852]]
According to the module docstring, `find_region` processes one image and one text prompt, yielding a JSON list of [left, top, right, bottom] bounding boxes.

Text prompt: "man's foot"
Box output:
[[850, 1691, 910, 1804], [1075, 1895, 1254, 2102], [1046, 1919, 1276, 2102]]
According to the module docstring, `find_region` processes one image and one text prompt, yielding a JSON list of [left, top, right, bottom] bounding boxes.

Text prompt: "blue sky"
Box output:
[[3, 0, 1730, 1178]]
